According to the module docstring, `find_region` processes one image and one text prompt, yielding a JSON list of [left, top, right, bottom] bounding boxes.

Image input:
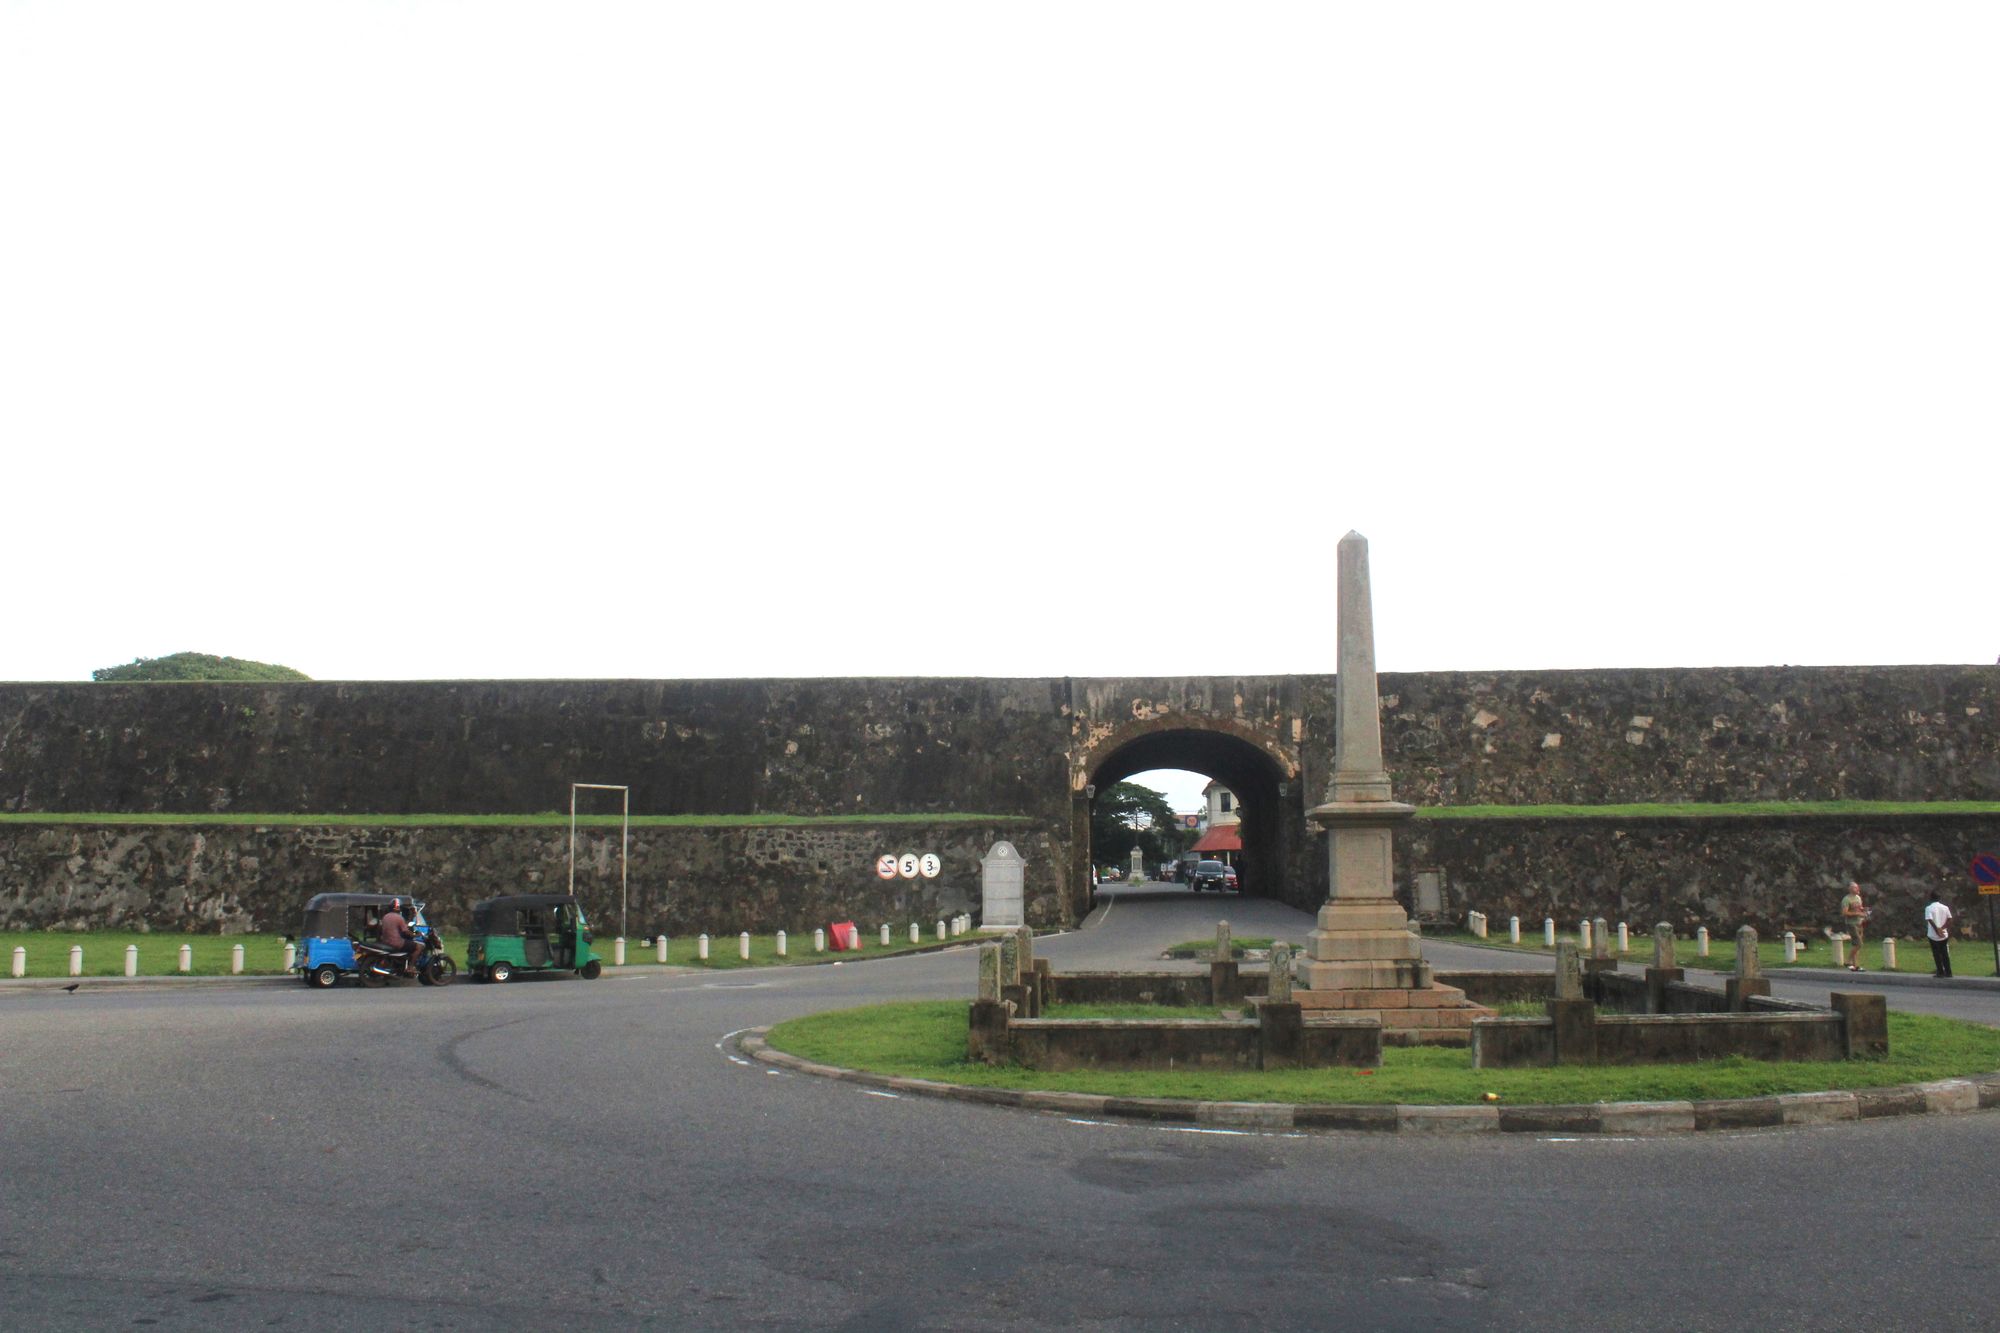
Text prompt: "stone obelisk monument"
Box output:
[[1298, 531, 1431, 992]]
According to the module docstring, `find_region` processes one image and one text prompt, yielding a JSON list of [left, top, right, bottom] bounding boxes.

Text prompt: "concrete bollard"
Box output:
[[1697, 926, 1710, 957], [1544, 918, 1556, 947], [776, 931, 787, 958], [814, 928, 825, 953], [658, 935, 670, 963], [1884, 937, 1897, 970], [739, 932, 751, 960], [1833, 936, 1847, 968], [10, 946, 22, 978], [614, 937, 627, 966], [698, 934, 709, 961], [70, 945, 83, 977], [1783, 931, 1798, 963], [1579, 920, 1592, 950], [1509, 916, 1521, 944], [178, 943, 192, 973], [125, 945, 139, 978], [1617, 922, 1630, 954], [880, 924, 892, 947], [910, 922, 921, 945], [283, 943, 296, 971], [231, 944, 244, 975], [936, 920, 946, 941]]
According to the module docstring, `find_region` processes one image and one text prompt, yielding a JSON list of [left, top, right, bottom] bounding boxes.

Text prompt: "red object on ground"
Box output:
[[829, 921, 858, 951]]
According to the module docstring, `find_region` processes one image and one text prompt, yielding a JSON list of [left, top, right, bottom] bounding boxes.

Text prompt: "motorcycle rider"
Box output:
[[377, 898, 426, 976]]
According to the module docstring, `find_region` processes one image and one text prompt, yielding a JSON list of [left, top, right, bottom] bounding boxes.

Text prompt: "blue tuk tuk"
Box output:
[[294, 892, 447, 988]]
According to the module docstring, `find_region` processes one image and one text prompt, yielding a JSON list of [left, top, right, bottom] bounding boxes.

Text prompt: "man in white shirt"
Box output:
[[1924, 897, 1954, 978]]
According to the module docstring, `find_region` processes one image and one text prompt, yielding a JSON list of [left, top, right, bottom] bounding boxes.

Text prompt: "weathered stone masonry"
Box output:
[[0, 666, 1994, 933]]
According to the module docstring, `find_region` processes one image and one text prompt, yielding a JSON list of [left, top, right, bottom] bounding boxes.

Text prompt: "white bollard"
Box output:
[[70, 945, 83, 977], [1543, 918, 1556, 947], [10, 946, 23, 978], [697, 934, 709, 961], [283, 943, 296, 971], [1509, 916, 1521, 944], [231, 943, 244, 975], [739, 932, 750, 961], [125, 945, 138, 978], [1783, 931, 1798, 963], [1617, 922, 1630, 954], [614, 937, 627, 966], [880, 924, 892, 947], [1697, 926, 1710, 957], [1833, 936, 1847, 968], [1579, 920, 1592, 950], [776, 930, 787, 958], [657, 935, 669, 963], [1884, 937, 1897, 970], [909, 922, 921, 945], [814, 928, 825, 953], [179, 943, 192, 973]]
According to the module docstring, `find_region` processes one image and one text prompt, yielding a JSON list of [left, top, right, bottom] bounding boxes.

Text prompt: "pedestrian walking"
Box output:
[[1924, 895, 1954, 978], [1840, 881, 1870, 970]]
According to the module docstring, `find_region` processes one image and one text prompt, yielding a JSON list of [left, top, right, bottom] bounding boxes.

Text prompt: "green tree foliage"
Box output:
[[92, 653, 310, 682], [1089, 781, 1191, 867]]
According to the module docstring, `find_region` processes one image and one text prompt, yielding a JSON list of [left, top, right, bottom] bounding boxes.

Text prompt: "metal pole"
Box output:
[[1988, 895, 1997, 978], [621, 787, 630, 943], [568, 785, 578, 897]]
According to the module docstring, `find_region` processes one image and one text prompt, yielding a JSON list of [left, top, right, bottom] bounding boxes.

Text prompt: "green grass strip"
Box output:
[[1418, 800, 2000, 819], [766, 1000, 2000, 1105], [0, 811, 1032, 829]]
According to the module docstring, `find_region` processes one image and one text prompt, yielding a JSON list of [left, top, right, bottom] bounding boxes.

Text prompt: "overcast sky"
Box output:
[[4, 3, 1993, 702]]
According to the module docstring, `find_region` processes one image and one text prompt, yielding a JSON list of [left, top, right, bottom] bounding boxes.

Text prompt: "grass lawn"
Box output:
[[1428, 927, 1995, 977], [765, 1000, 2000, 1105], [0, 928, 976, 978]]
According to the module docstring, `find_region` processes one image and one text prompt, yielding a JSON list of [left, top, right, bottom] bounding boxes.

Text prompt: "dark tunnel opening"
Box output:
[[1086, 728, 1295, 903]]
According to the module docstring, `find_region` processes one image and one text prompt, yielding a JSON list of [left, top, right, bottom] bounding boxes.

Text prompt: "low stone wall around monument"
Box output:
[[0, 819, 1059, 935]]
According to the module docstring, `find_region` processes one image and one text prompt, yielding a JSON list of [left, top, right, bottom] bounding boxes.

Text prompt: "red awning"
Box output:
[[1189, 823, 1241, 854]]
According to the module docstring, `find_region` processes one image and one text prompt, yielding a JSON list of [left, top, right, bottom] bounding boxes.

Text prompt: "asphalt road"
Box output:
[[5, 887, 2000, 1331]]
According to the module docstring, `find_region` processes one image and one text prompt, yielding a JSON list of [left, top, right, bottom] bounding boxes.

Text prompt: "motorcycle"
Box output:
[[355, 926, 457, 987]]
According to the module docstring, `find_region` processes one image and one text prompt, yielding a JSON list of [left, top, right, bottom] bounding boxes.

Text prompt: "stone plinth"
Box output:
[[1298, 798, 1425, 990], [1294, 981, 1494, 1039]]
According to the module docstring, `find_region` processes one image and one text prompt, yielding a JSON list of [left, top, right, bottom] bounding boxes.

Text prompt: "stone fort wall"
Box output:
[[0, 665, 1994, 933]]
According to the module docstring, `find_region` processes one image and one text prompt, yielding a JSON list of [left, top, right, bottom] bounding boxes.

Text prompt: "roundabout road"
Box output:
[[5, 889, 1999, 1330]]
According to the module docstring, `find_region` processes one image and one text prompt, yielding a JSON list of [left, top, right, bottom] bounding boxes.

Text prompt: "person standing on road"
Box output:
[[1840, 881, 1870, 970], [1924, 895, 1954, 978]]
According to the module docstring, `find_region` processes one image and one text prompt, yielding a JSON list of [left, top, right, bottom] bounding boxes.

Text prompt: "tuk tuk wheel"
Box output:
[[488, 961, 513, 984], [310, 964, 342, 989], [580, 959, 603, 981]]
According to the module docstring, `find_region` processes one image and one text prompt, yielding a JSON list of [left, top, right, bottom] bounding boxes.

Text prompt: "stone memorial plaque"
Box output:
[[980, 840, 1025, 930]]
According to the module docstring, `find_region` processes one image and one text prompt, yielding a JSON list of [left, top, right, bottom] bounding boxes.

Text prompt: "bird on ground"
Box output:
[[62, 983, 79, 993]]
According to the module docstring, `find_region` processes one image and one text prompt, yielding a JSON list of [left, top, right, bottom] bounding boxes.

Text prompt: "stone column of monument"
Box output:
[[1298, 531, 1430, 992]]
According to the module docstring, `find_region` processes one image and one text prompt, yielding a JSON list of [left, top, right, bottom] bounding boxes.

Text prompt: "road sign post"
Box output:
[[1972, 854, 2000, 977]]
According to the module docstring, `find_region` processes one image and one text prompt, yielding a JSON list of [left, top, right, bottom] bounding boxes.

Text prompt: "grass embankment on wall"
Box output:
[[765, 1000, 2000, 1105], [1416, 800, 2000, 819], [0, 811, 1033, 828]]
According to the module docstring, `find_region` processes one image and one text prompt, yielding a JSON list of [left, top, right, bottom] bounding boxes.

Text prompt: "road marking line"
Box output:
[[862, 1090, 900, 1099]]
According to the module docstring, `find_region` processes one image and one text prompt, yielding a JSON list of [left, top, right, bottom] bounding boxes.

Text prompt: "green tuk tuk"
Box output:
[[466, 893, 603, 983]]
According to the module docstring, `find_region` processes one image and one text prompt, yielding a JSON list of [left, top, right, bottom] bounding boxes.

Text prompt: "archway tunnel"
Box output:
[[1085, 727, 1299, 904]]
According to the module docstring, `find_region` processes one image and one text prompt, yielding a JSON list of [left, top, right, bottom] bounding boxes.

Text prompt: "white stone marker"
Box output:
[[814, 928, 825, 953], [1579, 920, 1592, 950], [283, 943, 296, 971], [936, 920, 947, 941], [1544, 918, 1556, 947], [69, 945, 82, 977], [698, 934, 710, 961], [739, 932, 751, 960], [1697, 926, 1710, 957], [658, 935, 671, 963], [880, 924, 892, 947], [1833, 937, 1847, 968], [1509, 916, 1521, 944], [125, 945, 138, 978], [178, 944, 192, 973], [775, 931, 787, 959], [1883, 938, 1897, 969], [1783, 932, 1798, 963], [614, 938, 627, 966], [979, 841, 1026, 930], [10, 946, 23, 978], [909, 923, 921, 945], [231, 944, 244, 975], [1617, 922, 1630, 953]]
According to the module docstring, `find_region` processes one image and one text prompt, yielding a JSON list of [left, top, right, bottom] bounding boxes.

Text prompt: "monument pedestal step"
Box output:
[[1296, 984, 1494, 1033]]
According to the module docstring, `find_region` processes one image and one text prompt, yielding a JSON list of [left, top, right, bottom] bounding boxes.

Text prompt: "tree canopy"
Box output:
[[92, 653, 310, 682], [1089, 780, 1193, 867]]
